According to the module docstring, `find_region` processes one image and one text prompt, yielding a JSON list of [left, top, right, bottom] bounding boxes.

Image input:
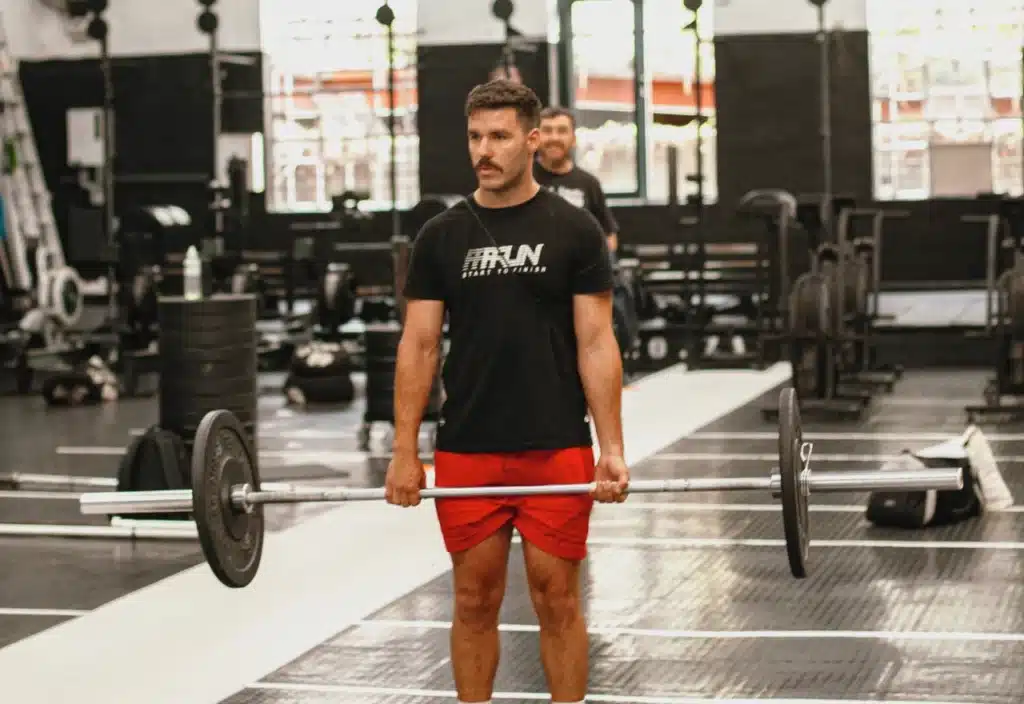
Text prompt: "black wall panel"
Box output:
[[416, 41, 551, 196], [19, 51, 264, 254], [714, 30, 873, 205]]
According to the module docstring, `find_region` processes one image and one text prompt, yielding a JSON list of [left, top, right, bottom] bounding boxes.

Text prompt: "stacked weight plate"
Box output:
[[363, 322, 442, 424], [158, 294, 259, 450]]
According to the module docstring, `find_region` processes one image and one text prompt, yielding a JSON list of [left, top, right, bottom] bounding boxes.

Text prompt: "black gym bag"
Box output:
[[41, 356, 119, 406], [115, 426, 189, 521], [865, 452, 981, 529]]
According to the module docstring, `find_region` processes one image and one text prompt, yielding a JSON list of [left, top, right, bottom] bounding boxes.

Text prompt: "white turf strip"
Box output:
[[244, 681, 978, 703], [357, 618, 1024, 643], [0, 362, 791, 703]]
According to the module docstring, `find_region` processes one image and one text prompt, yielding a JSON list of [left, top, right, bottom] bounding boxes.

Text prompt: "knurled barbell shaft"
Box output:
[[78, 467, 962, 517]]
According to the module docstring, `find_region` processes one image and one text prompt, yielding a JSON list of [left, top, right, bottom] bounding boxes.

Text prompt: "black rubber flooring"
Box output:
[[0, 384, 397, 649], [4, 368, 1024, 702], [224, 369, 1024, 703]]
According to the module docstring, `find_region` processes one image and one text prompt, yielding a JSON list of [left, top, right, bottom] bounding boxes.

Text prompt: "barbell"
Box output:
[[78, 388, 962, 589]]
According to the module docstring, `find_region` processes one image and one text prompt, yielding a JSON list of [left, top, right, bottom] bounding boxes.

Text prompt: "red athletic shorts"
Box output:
[[432, 446, 596, 561]]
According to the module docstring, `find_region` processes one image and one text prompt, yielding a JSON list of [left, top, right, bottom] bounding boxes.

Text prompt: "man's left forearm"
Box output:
[[578, 330, 624, 457]]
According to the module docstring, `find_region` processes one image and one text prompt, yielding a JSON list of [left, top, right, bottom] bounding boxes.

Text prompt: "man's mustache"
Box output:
[[475, 160, 501, 171]]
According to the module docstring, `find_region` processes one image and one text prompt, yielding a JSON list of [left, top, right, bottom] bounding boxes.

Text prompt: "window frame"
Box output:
[[260, 0, 420, 214], [867, 0, 1024, 200], [555, 0, 648, 199]]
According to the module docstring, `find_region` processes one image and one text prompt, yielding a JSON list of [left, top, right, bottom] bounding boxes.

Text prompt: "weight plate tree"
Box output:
[[80, 388, 963, 588]]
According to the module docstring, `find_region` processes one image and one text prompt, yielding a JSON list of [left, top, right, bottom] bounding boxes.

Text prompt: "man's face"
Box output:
[[467, 107, 539, 193], [538, 114, 575, 164]]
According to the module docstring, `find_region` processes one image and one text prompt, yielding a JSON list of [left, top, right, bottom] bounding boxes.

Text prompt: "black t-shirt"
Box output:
[[534, 162, 619, 236], [403, 189, 615, 453]]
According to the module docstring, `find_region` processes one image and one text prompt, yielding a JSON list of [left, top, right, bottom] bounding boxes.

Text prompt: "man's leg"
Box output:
[[521, 539, 588, 702], [433, 451, 515, 703], [450, 521, 515, 702], [510, 447, 595, 702]]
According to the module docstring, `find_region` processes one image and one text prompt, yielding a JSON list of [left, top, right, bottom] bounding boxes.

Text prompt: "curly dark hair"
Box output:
[[464, 79, 543, 131]]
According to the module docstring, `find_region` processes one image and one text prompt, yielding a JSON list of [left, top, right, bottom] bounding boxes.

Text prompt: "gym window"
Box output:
[[555, 0, 717, 204], [260, 0, 419, 213], [868, 0, 1023, 200]]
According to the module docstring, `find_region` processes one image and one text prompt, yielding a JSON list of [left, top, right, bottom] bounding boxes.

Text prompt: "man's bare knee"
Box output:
[[530, 580, 581, 631], [523, 545, 583, 631], [454, 579, 505, 631]]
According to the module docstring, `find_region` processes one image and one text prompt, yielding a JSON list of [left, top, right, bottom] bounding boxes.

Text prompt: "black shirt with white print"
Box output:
[[533, 162, 619, 237], [403, 188, 615, 454]]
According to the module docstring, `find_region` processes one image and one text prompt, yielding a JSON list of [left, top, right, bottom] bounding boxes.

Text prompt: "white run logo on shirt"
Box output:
[[461, 244, 547, 279]]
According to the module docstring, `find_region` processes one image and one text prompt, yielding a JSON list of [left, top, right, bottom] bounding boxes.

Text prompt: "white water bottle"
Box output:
[[183, 245, 202, 301]]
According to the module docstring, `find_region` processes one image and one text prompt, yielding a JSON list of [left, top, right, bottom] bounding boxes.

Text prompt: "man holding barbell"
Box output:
[[385, 79, 629, 704]]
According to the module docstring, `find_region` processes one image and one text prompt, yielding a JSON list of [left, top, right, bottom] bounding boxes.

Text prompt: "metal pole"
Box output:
[[0, 523, 197, 540], [78, 467, 963, 516], [817, 3, 834, 237], [693, 15, 704, 211], [0, 473, 115, 489], [100, 29, 117, 320], [210, 30, 222, 186], [691, 10, 706, 313], [387, 19, 399, 237], [0, 474, 294, 491]]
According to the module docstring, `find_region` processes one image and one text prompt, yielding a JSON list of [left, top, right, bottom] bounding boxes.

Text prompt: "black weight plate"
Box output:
[[364, 325, 402, 357], [158, 311, 258, 330], [158, 293, 258, 318], [788, 273, 830, 336], [159, 345, 259, 362], [1009, 270, 1024, 337], [179, 420, 257, 447], [162, 397, 258, 417], [160, 360, 258, 383], [178, 425, 258, 453], [191, 410, 264, 589], [778, 387, 809, 578], [158, 322, 258, 342], [160, 383, 258, 402], [161, 406, 258, 433], [163, 375, 258, 399], [788, 276, 812, 334], [855, 257, 871, 317], [161, 388, 258, 408], [159, 329, 259, 353], [160, 346, 259, 363], [844, 257, 869, 317], [164, 376, 258, 400]]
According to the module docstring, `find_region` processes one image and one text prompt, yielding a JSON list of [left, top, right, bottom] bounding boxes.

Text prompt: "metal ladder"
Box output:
[[0, 11, 81, 332]]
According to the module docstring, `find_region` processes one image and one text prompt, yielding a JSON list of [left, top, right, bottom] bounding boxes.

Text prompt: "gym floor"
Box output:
[[1, 363, 1022, 703]]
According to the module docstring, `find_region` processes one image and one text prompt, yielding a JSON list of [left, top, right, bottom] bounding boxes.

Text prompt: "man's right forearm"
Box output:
[[393, 336, 440, 453]]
